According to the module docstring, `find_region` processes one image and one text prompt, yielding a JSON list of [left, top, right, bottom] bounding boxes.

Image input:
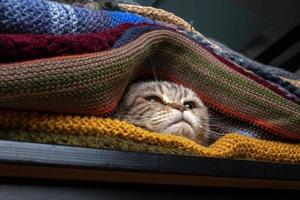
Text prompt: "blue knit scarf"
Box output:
[[0, 0, 154, 34]]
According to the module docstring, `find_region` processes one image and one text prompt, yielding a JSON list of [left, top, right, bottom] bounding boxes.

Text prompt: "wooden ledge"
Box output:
[[0, 140, 299, 190]]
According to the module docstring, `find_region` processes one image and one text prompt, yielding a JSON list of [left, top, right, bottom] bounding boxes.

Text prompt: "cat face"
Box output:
[[115, 81, 210, 145]]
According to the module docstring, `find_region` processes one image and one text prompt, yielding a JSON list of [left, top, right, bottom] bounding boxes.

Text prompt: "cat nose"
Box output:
[[168, 103, 187, 112]]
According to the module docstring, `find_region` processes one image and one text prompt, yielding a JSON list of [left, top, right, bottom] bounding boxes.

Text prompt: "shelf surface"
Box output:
[[0, 139, 299, 189]]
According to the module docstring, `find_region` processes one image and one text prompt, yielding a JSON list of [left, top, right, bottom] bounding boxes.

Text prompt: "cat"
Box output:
[[115, 81, 211, 146]]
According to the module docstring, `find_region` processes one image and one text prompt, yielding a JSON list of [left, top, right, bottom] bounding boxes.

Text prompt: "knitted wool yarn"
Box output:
[[112, 25, 163, 48], [0, 23, 143, 62], [111, 25, 300, 104], [189, 32, 300, 98], [0, 30, 299, 141], [119, 4, 300, 96], [205, 37, 300, 80], [1, 0, 300, 164], [118, 4, 201, 36], [0, 0, 154, 34], [1, 110, 300, 163], [59, 0, 140, 7]]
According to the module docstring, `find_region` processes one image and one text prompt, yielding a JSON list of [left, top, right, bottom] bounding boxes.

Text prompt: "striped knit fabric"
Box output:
[[0, 0, 154, 34], [118, 3, 300, 96], [111, 25, 300, 104], [188, 32, 300, 98], [0, 30, 299, 141]]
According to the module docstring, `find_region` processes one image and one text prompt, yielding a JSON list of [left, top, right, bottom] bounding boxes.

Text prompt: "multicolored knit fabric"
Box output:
[[120, 27, 300, 103], [0, 23, 143, 62], [188, 32, 300, 98], [111, 25, 300, 104], [0, 0, 300, 163], [0, 30, 299, 142], [118, 4, 300, 96], [206, 37, 300, 80], [0, 0, 154, 34]]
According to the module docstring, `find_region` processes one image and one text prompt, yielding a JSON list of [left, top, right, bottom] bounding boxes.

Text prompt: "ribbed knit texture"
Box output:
[[111, 25, 300, 104], [0, 0, 154, 34], [1, 110, 300, 163], [119, 3, 300, 97], [189, 32, 300, 98], [0, 30, 299, 141], [0, 23, 141, 62], [113, 25, 162, 48]]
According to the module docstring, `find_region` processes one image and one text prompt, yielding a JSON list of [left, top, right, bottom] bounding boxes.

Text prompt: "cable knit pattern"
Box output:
[[0, 0, 154, 34]]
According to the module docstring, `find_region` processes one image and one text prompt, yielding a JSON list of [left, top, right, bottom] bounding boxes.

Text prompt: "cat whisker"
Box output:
[[149, 114, 169, 121], [207, 116, 226, 120], [150, 58, 161, 83], [209, 124, 226, 128], [115, 80, 212, 145], [198, 126, 222, 136]]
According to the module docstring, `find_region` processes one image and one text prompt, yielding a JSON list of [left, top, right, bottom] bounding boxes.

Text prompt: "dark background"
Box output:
[[1, 179, 299, 200], [136, 0, 300, 74]]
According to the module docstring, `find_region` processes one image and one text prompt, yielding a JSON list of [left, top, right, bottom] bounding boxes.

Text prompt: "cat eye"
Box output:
[[184, 101, 197, 109], [144, 95, 163, 103]]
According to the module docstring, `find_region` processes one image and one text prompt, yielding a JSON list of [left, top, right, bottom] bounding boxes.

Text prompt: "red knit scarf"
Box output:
[[0, 23, 145, 63]]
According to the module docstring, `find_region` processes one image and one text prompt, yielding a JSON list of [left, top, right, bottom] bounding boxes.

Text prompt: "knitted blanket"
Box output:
[[113, 25, 300, 104], [189, 32, 300, 99], [1, 22, 298, 104], [0, 0, 154, 34], [119, 3, 300, 97], [1, 0, 298, 95]]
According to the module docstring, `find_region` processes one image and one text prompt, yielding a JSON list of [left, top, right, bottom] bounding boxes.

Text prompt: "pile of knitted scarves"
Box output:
[[0, 0, 300, 163]]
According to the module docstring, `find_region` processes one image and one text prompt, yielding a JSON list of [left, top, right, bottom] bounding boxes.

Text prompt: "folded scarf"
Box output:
[[111, 25, 300, 104], [189, 32, 300, 99], [0, 0, 154, 34], [0, 23, 151, 62]]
